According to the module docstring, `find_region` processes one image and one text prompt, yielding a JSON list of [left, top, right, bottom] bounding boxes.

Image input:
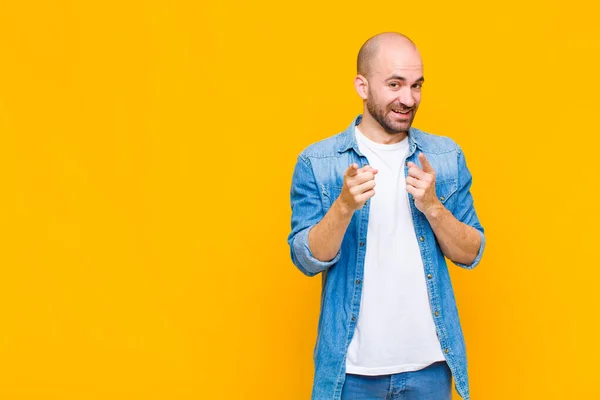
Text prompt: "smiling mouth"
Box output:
[[392, 109, 412, 115]]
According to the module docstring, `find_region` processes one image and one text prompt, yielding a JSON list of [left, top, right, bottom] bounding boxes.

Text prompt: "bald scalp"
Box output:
[[357, 32, 417, 78]]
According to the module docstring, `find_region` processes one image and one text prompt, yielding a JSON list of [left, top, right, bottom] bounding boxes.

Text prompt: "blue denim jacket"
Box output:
[[287, 115, 486, 400]]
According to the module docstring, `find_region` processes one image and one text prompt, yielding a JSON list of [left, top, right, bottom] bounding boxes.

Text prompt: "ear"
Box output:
[[354, 74, 368, 100]]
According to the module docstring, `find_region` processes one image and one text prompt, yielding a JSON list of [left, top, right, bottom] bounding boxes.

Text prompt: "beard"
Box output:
[[366, 93, 416, 135]]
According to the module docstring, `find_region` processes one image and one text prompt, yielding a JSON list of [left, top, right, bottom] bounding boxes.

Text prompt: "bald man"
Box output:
[[287, 33, 485, 400]]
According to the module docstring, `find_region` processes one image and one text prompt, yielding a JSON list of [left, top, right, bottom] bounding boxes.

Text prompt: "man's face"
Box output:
[[364, 48, 424, 135]]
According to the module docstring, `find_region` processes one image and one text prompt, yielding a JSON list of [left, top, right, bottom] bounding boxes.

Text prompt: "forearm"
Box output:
[[308, 198, 354, 262], [425, 202, 481, 265]]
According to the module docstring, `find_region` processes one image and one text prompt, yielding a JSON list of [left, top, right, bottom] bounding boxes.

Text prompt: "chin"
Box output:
[[385, 120, 412, 134]]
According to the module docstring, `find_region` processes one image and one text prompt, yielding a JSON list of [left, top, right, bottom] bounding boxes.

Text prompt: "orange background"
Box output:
[[0, 1, 598, 399]]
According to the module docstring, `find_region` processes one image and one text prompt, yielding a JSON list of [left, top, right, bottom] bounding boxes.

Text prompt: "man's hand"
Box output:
[[406, 153, 443, 216], [336, 163, 378, 214], [307, 163, 377, 263], [406, 152, 483, 266]]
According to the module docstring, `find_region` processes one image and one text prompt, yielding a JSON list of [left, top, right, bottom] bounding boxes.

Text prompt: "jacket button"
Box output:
[[351, 316, 356, 321], [435, 311, 439, 317], [419, 236, 425, 242], [427, 274, 432, 279], [355, 279, 361, 285], [445, 348, 450, 354], [360, 242, 365, 247], [440, 196, 445, 201]]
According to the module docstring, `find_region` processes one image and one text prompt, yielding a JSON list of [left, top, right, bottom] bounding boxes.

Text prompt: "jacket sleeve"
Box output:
[[287, 155, 341, 277], [451, 147, 486, 269]]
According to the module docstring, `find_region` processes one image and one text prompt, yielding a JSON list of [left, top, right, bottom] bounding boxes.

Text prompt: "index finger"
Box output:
[[345, 163, 359, 177], [419, 153, 435, 174]]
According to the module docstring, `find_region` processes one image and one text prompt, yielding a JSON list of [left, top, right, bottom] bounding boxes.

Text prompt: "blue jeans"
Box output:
[[340, 361, 452, 400]]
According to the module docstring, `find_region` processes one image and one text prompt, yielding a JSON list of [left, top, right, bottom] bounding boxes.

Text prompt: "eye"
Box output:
[[389, 83, 399, 88], [413, 83, 422, 89]]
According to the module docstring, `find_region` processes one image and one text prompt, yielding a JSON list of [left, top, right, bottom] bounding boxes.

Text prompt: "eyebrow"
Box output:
[[386, 75, 425, 83]]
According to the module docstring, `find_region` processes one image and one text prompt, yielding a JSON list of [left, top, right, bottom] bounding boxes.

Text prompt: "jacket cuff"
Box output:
[[453, 229, 485, 269], [293, 226, 341, 275]]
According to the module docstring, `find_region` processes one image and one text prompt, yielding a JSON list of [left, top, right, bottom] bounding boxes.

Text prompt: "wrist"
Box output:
[[424, 200, 445, 220], [333, 198, 354, 218]]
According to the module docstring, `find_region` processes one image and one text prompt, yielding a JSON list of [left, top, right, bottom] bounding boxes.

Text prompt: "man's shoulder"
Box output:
[[411, 127, 461, 154], [298, 131, 347, 159]]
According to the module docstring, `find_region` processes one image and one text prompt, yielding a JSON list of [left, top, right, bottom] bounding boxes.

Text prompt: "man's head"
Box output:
[[355, 32, 424, 135]]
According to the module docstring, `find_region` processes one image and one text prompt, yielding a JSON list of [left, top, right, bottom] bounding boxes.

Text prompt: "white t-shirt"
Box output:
[[345, 126, 445, 376]]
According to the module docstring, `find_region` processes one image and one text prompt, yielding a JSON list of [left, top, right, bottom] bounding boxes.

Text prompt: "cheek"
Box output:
[[382, 95, 399, 108], [372, 96, 391, 111], [371, 88, 394, 105]]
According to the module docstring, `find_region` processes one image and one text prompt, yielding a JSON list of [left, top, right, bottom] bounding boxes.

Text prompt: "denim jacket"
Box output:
[[287, 115, 486, 400]]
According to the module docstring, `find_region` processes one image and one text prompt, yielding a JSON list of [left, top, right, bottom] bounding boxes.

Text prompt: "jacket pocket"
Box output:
[[435, 179, 458, 211], [321, 184, 343, 213]]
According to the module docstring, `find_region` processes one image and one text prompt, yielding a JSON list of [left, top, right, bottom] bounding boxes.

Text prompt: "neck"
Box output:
[[357, 111, 408, 144]]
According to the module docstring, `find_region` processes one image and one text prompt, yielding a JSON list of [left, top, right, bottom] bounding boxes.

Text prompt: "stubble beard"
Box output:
[[366, 96, 416, 135]]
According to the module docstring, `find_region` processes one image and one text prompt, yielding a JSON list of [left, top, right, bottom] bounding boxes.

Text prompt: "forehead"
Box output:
[[372, 47, 423, 79]]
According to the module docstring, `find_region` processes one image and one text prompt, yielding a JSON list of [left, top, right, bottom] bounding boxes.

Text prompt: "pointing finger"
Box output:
[[419, 153, 435, 174], [345, 163, 359, 177]]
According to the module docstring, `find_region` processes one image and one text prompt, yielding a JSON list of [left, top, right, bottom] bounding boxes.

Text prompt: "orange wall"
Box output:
[[0, 1, 598, 399]]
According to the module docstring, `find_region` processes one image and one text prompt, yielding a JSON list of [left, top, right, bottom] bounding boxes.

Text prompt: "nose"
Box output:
[[398, 87, 415, 108]]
